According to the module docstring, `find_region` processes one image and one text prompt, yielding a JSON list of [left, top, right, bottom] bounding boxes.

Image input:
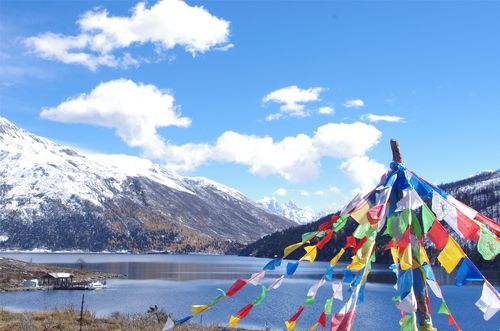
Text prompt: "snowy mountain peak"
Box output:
[[258, 197, 317, 224]]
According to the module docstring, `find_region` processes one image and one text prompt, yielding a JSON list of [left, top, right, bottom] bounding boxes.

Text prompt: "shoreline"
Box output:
[[0, 257, 122, 292], [0, 309, 256, 331]]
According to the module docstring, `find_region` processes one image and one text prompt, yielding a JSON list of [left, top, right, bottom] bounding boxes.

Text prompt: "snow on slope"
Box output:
[[0, 117, 192, 217], [258, 197, 317, 224], [0, 116, 295, 249]]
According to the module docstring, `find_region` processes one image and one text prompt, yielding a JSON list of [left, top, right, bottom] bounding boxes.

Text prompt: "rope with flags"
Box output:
[[164, 141, 499, 331]]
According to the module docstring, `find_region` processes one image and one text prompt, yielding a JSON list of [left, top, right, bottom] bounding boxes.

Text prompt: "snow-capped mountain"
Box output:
[[258, 197, 318, 224], [0, 117, 295, 252]]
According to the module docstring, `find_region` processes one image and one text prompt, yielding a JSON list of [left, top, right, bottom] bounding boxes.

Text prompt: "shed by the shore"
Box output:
[[41, 272, 74, 287]]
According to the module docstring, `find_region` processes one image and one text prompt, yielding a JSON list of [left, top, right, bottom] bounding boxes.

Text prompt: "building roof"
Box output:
[[43, 272, 73, 278]]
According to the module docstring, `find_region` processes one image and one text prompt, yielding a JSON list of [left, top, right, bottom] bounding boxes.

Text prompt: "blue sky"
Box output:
[[1, 0, 499, 212]]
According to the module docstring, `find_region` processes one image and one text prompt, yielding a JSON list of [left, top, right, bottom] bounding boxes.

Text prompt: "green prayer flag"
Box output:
[[438, 301, 449, 315], [399, 209, 411, 235], [324, 298, 333, 315], [399, 314, 416, 331], [412, 215, 422, 239], [253, 286, 267, 306], [477, 227, 500, 260], [305, 297, 315, 305], [384, 215, 395, 237], [210, 288, 226, 304], [353, 223, 370, 239], [421, 204, 435, 234], [302, 231, 319, 243], [333, 215, 349, 232]]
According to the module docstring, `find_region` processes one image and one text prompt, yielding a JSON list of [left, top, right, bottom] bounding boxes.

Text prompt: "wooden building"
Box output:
[[41, 272, 74, 287]]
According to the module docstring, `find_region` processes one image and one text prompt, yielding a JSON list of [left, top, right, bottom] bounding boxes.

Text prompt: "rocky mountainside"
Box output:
[[240, 170, 499, 268], [0, 117, 296, 253], [257, 197, 318, 224]]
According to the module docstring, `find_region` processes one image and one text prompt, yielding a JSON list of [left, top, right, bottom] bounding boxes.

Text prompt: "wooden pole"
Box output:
[[79, 293, 85, 331], [390, 139, 403, 164]]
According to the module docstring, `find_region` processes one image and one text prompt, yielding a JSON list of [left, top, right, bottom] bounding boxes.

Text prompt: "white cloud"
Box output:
[[262, 85, 324, 118], [42, 80, 383, 184], [339, 156, 386, 195], [265, 113, 284, 121], [318, 106, 334, 115], [41, 79, 191, 159], [313, 122, 382, 159], [274, 188, 288, 197], [314, 190, 325, 196], [343, 99, 365, 109], [25, 0, 231, 70], [300, 190, 310, 197], [361, 113, 405, 123]]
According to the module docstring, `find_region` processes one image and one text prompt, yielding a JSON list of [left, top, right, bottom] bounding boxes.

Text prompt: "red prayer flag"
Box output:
[[397, 227, 411, 251], [318, 311, 327, 327], [226, 279, 248, 296], [427, 221, 449, 250], [316, 229, 333, 249], [457, 209, 480, 241], [368, 204, 386, 224], [289, 306, 304, 322], [344, 236, 357, 250], [354, 237, 367, 254], [319, 215, 340, 231], [475, 213, 500, 236], [385, 240, 395, 251], [331, 310, 356, 331], [236, 303, 254, 318]]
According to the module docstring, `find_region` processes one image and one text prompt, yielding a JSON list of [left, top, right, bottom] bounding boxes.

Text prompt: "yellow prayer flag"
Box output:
[[419, 244, 430, 265], [285, 320, 296, 331], [347, 254, 365, 271], [400, 245, 412, 270], [284, 242, 303, 258], [308, 322, 319, 331], [228, 315, 240, 326], [330, 248, 345, 266], [390, 247, 399, 266], [350, 202, 370, 224], [191, 304, 209, 315], [437, 237, 465, 273], [300, 245, 317, 263]]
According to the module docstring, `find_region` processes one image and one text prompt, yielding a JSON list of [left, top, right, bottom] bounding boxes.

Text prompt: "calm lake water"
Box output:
[[0, 253, 499, 330]]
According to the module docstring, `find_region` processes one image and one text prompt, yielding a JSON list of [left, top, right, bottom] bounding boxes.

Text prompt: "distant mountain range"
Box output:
[[0, 117, 296, 253], [257, 197, 319, 224], [240, 170, 500, 268]]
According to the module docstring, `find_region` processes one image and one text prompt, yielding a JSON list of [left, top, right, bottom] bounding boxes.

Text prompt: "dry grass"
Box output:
[[0, 309, 256, 331]]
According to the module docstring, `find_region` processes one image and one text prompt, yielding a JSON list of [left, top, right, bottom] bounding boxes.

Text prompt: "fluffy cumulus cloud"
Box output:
[[361, 113, 404, 123], [41, 79, 191, 159], [25, 0, 231, 70], [343, 99, 365, 109], [262, 85, 324, 118], [340, 156, 386, 194], [274, 188, 288, 197]]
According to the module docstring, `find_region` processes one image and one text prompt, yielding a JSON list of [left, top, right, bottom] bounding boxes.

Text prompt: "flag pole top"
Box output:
[[390, 139, 403, 164]]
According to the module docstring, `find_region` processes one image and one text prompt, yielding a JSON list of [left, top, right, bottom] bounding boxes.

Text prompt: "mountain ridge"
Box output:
[[0, 116, 296, 253]]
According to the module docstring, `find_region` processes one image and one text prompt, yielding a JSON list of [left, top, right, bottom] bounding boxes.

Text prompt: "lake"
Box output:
[[0, 253, 498, 330]]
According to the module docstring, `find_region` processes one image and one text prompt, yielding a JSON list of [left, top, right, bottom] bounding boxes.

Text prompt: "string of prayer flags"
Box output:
[[177, 151, 499, 331]]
